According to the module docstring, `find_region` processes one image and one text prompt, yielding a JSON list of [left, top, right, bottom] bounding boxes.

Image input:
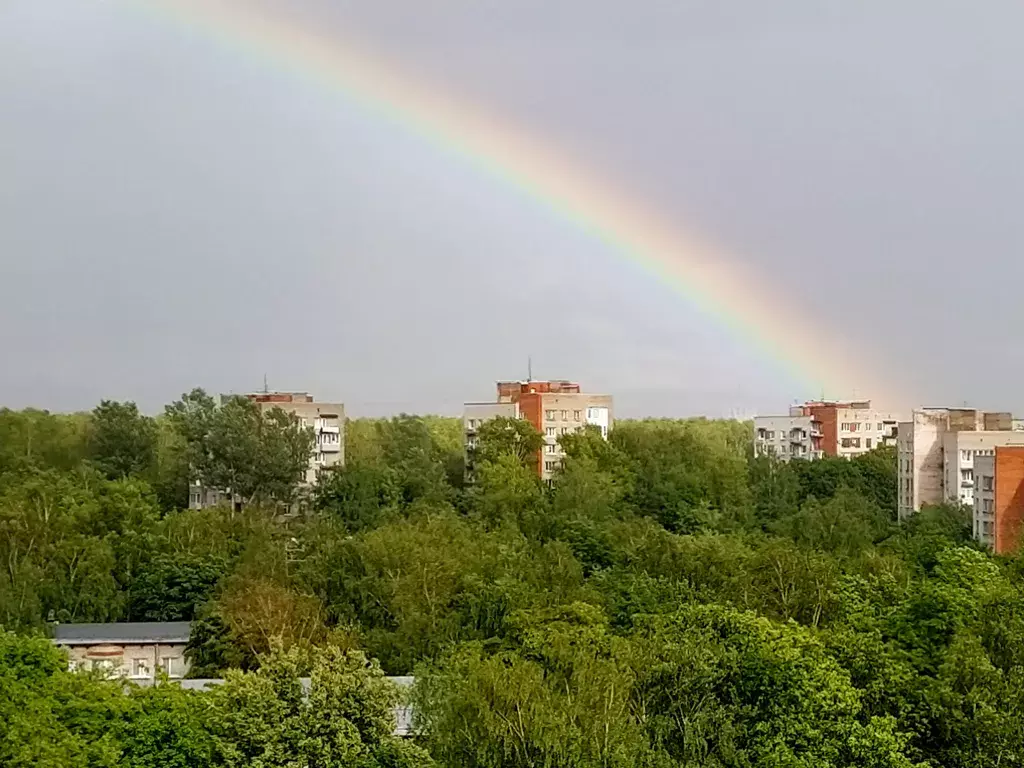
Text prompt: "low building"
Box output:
[[464, 380, 613, 482], [972, 447, 1024, 554], [53, 622, 191, 680]]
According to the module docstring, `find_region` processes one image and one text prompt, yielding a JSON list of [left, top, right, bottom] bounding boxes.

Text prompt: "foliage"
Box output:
[[2, 399, 1024, 767], [87, 401, 158, 481]]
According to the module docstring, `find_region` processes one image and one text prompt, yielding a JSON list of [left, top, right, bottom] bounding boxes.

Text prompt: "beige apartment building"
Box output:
[[190, 391, 344, 509], [897, 407, 1013, 520], [464, 380, 613, 482]]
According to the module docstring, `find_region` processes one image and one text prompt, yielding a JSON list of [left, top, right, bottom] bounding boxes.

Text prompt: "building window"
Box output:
[[561, 427, 568, 435], [545, 410, 555, 421], [546, 427, 556, 437], [866, 438, 872, 449], [546, 444, 557, 454], [544, 460, 558, 471], [560, 410, 568, 420], [132, 659, 150, 678], [981, 476, 994, 492], [573, 410, 581, 421], [160, 657, 182, 678], [92, 659, 117, 675]]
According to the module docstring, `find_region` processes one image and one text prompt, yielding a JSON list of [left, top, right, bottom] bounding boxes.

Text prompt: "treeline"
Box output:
[[2, 395, 1023, 767]]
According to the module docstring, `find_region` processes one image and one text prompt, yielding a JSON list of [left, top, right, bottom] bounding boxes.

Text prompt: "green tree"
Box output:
[[87, 400, 157, 480], [206, 645, 432, 768], [0, 408, 89, 476], [314, 462, 403, 533], [470, 417, 545, 470], [203, 397, 315, 508]]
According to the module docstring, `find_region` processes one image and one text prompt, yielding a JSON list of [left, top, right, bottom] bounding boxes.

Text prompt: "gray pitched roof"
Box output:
[[53, 622, 191, 645]]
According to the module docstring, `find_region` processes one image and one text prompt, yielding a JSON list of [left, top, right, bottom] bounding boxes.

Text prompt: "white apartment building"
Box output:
[[753, 415, 821, 461], [832, 406, 901, 459], [897, 407, 1014, 519], [942, 431, 1024, 509]]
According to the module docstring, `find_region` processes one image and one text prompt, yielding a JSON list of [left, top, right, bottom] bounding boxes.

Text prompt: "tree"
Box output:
[[203, 397, 315, 508], [472, 453, 546, 532], [87, 400, 157, 480], [205, 645, 432, 768], [314, 462, 403, 533], [470, 417, 544, 471], [0, 408, 89, 476], [0, 630, 126, 767]]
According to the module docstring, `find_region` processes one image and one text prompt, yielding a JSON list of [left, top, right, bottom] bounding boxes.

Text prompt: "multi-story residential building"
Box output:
[[942, 430, 1024, 509], [973, 447, 1024, 554], [753, 415, 822, 460], [189, 391, 344, 509], [896, 407, 1013, 520], [464, 380, 613, 482], [754, 399, 900, 461]]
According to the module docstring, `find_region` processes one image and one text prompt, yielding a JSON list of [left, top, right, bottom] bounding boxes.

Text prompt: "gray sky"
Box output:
[[2, 0, 1023, 417]]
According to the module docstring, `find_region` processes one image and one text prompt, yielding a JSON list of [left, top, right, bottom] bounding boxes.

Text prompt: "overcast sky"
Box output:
[[2, 0, 1023, 417]]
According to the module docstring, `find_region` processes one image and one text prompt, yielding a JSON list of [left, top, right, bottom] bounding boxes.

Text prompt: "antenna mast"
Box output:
[[527, 355, 533, 382]]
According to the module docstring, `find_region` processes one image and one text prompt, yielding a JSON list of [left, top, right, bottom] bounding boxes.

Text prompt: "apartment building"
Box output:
[[942, 430, 1024, 509], [243, 392, 345, 483], [973, 447, 1024, 554], [753, 415, 821, 460], [754, 399, 900, 461], [896, 407, 1013, 520], [464, 380, 613, 482], [190, 391, 344, 509]]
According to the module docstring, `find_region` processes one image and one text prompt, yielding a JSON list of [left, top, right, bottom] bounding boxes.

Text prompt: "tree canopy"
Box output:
[[1, 398, 1022, 767]]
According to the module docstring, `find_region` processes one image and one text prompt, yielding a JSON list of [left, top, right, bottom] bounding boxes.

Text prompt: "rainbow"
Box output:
[[126, 0, 899, 407]]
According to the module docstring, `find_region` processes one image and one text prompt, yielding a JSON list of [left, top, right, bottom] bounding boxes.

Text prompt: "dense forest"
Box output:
[[1, 392, 1023, 767]]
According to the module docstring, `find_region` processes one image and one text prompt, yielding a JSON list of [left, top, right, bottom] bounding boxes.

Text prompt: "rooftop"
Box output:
[[53, 622, 191, 645]]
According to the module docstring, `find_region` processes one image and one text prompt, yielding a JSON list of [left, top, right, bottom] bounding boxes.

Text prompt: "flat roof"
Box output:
[[53, 622, 191, 645]]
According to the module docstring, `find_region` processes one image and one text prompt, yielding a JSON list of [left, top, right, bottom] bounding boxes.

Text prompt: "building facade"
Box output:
[[190, 391, 344, 509], [754, 400, 900, 461], [753, 415, 821, 460], [973, 447, 1024, 554], [53, 622, 191, 680], [941, 431, 1024, 509], [896, 407, 1013, 520], [464, 380, 613, 482]]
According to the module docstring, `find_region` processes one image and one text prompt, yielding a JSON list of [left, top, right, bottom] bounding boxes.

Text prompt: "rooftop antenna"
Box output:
[[527, 355, 533, 383], [263, 373, 269, 394]]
